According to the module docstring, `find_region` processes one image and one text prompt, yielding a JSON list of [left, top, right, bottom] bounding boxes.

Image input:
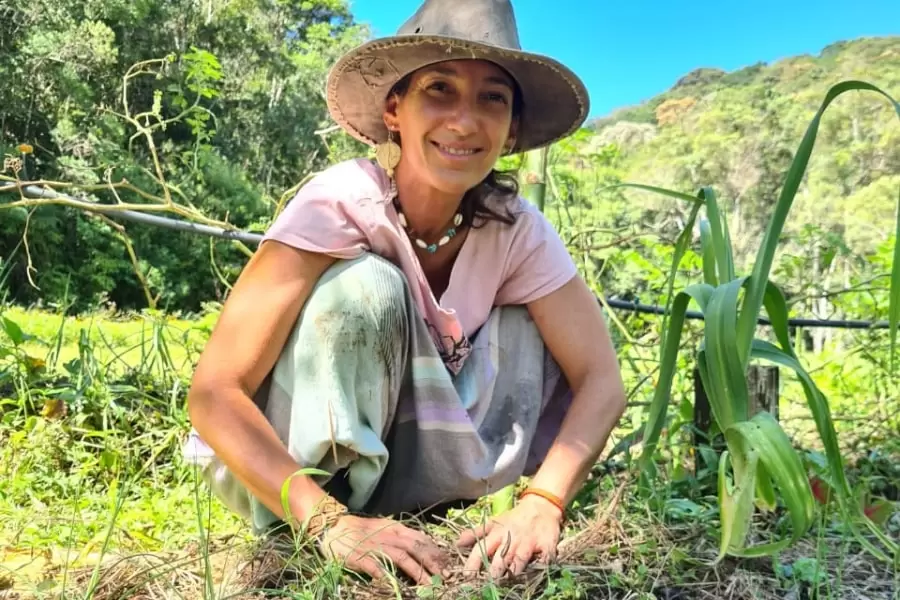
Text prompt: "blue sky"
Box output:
[[345, 0, 899, 120]]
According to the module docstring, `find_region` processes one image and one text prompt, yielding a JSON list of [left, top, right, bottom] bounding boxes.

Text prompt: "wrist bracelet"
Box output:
[[304, 494, 349, 540], [521, 487, 566, 513]]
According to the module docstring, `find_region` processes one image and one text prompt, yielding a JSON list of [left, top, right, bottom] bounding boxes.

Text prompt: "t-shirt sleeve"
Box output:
[[495, 202, 578, 305], [260, 169, 370, 259]]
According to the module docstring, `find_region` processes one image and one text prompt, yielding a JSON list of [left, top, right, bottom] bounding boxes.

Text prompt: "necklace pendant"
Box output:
[[396, 201, 463, 255]]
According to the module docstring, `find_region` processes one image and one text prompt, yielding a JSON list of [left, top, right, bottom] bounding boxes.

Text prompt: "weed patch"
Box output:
[[1, 307, 897, 599]]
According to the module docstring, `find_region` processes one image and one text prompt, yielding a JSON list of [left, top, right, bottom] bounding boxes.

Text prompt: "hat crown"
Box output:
[[326, 0, 588, 152], [397, 0, 521, 50]]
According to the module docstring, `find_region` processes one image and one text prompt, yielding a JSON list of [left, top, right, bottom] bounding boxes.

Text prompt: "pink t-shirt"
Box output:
[[262, 158, 577, 375]]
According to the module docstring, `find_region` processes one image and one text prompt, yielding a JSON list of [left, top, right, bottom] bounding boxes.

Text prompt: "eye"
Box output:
[[484, 91, 509, 104], [427, 80, 450, 93]]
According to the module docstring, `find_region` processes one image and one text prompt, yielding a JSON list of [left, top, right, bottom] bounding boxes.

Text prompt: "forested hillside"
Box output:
[[589, 36, 899, 270], [0, 0, 897, 328], [0, 0, 368, 312], [540, 36, 899, 349]]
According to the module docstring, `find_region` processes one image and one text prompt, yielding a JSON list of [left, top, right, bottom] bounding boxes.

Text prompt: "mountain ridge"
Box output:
[[588, 35, 900, 131], [549, 34, 899, 311]]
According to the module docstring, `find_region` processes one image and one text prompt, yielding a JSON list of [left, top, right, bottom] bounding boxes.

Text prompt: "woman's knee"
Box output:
[[300, 253, 409, 345]]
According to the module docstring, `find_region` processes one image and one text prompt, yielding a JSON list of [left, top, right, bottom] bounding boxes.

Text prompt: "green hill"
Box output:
[[591, 36, 899, 130], [548, 36, 899, 332]]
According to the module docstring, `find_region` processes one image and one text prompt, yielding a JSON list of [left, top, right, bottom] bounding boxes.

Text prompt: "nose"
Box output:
[[445, 97, 479, 137]]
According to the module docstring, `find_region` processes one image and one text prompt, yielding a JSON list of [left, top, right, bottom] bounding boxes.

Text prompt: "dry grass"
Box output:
[[4, 475, 895, 600]]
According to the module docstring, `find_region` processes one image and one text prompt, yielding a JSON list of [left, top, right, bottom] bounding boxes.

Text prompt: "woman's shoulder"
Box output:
[[486, 193, 577, 306], [508, 194, 549, 224], [301, 157, 391, 205], [480, 194, 561, 247], [260, 158, 388, 258]]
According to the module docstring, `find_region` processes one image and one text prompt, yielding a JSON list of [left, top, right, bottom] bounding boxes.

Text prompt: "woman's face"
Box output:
[[384, 59, 518, 197]]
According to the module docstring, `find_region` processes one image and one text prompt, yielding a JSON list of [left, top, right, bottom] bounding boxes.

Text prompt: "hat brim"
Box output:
[[325, 35, 589, 153]]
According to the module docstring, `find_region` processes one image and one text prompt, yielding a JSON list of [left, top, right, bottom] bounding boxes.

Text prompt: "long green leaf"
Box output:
[[699, 220, 718, 286], [717, 447, 758, 561], [637, 283, 715, 482], [699, 187, 735, 285], [659, 198, 705, 352], [717, 412, 815, 559], [703, 279, 750, 430], [605, 184, 708, 363], [606, 182, 701, 204], [761, 280, 796, 355], [738, 81, 900, 367], [750, 339, 897, 561], [891, 186, 900, 371], [720, 198, 736, 286], [751, 280, 800, 517], [754, 462, 777, 512], [735, 413, 815, 539], [602, 183, 705, 358]]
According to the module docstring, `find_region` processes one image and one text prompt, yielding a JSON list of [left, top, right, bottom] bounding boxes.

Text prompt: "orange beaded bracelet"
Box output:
[[520, 487, 565, 512]]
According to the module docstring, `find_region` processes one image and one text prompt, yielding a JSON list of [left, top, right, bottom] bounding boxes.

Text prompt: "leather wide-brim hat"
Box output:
[[325, 0, 590, 154]]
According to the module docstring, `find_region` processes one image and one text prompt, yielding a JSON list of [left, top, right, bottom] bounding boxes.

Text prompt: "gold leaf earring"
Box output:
[[375, 129, 401, 178]]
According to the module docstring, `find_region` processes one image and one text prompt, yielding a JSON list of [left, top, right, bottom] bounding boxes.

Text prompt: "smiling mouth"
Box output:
[[431, 141, 482, 157]]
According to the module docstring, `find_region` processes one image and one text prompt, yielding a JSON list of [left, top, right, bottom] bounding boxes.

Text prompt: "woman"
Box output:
[[184, 0, 626, 587]]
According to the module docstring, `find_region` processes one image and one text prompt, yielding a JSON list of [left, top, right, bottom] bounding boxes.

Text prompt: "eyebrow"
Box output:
[[430, 65, 514, 90]]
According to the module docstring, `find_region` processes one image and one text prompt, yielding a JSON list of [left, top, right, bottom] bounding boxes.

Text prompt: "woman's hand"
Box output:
[[318, 514, 450, 586], [456, 495, 564, 579]]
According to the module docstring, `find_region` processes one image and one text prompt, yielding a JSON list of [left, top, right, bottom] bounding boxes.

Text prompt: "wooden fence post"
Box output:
[[693, 364, 780, 475], [747, 366, 780, 420]]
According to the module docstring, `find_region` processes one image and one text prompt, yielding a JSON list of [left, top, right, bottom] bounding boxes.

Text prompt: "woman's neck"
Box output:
[[394, 167, 464, 240]]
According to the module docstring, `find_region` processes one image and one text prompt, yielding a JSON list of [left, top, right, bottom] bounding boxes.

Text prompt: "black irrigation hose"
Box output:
[[603, 298, 892, 330], [2, 183, 893, 330]]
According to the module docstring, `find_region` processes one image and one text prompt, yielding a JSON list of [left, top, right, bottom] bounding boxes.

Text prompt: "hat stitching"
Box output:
[[327, 37, 587, 149], [331, 37, 587, 113]]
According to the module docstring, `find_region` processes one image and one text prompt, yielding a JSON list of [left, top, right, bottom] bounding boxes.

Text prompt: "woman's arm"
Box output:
[[187, 241, 449, 584], [187, 240, 339, 522], [524, 274, 627, 507], [457, 274, 626, 577]]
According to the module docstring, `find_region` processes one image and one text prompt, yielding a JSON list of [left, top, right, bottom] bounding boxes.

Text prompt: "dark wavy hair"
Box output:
[[385, 69, 523, 228]]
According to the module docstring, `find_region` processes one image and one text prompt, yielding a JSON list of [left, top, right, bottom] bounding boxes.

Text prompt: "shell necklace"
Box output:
[[393, 198, 463, 254]]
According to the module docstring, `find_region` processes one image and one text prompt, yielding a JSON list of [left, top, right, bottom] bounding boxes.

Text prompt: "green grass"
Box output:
[[3, 305, 212, 379], [0, 306, 898, 599]]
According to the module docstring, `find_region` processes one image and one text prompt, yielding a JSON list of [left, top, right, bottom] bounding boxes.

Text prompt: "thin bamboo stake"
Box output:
[[520, 147, 549, 212]]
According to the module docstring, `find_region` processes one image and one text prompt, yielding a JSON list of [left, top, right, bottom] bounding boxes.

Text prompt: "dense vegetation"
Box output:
[[1, 2, 898, 597], [2, 1, 896, 324], [552, 37, 900, 338], [0, 0, 367, 312]]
